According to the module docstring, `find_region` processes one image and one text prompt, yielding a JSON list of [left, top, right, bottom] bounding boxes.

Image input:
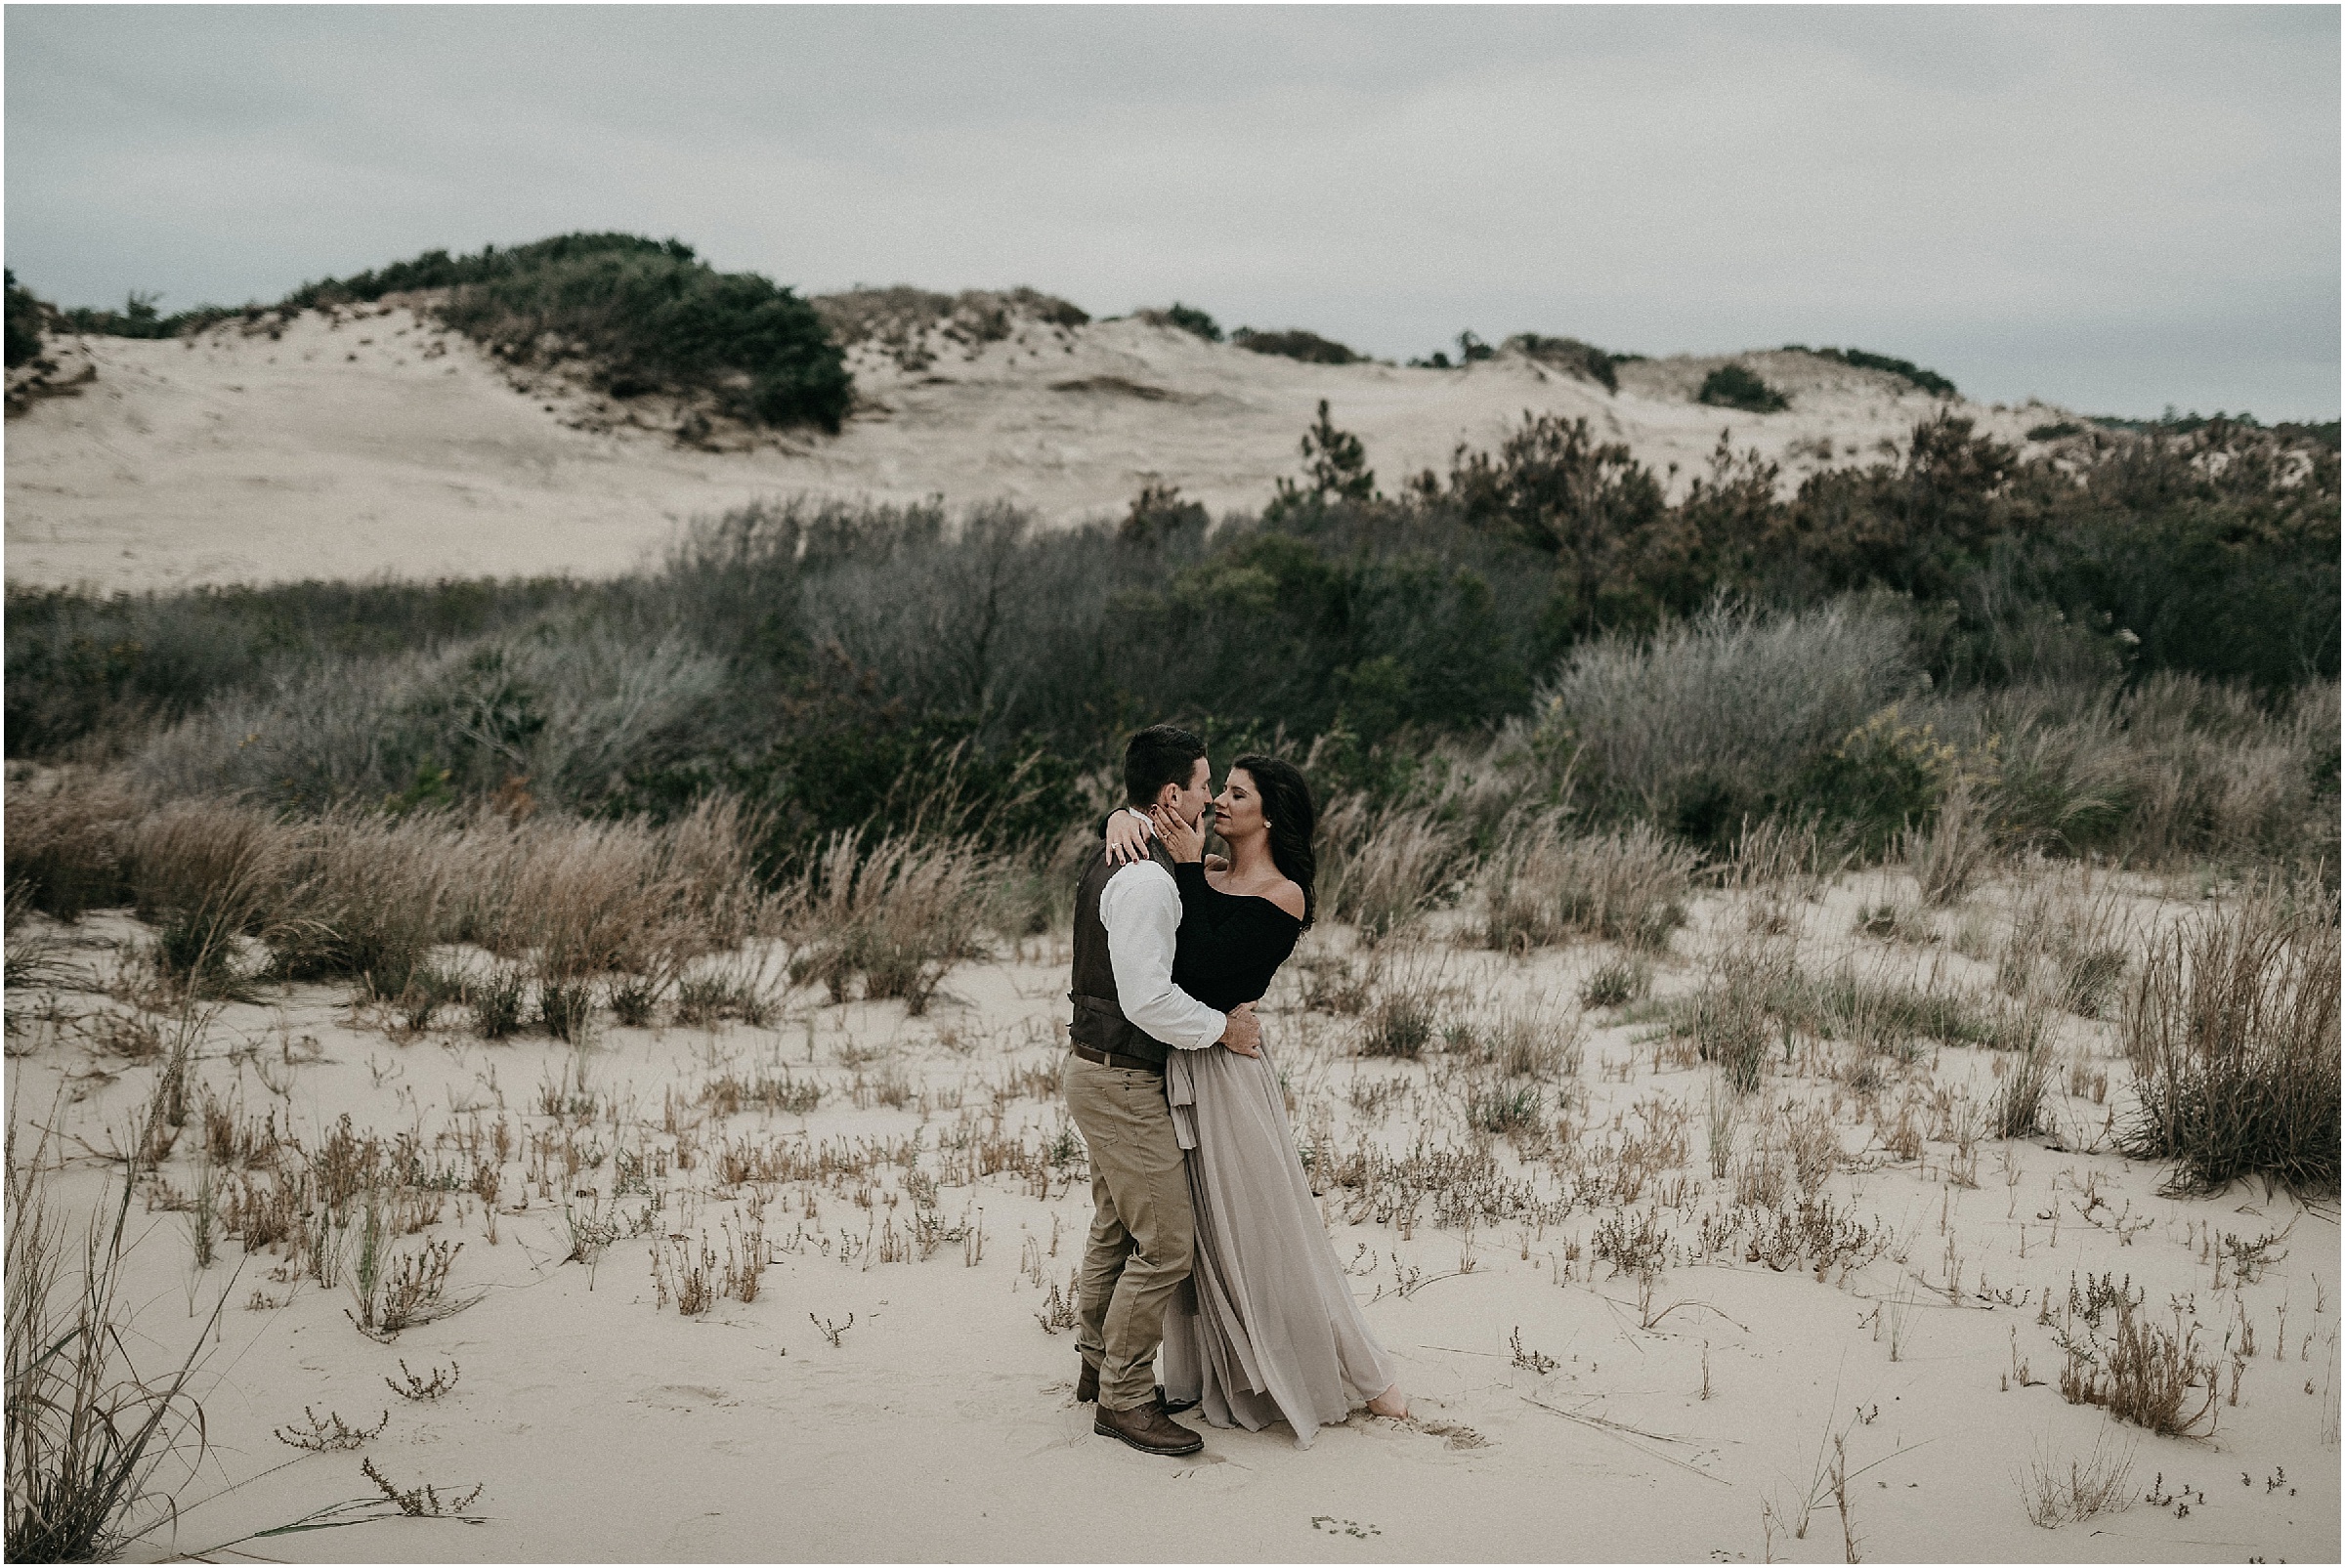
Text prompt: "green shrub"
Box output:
[[1145, 303, 1221, 342], [5, 271, 46, 368], [1504, 333, 1621, 392], [1265, 400, 1377, 517], [1697, 363, 1788, 413], [426, 234, 849, 431], [1788, 345, 1958, 399], [32, 233, 851, 432], [1232, 327, 1359, 364], [1795, 705, 1967, 855], [1539, 599, 1923, 843]]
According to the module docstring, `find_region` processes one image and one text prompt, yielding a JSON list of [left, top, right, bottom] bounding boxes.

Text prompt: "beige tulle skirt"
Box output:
[[1161, 1041, 1395, 1448]]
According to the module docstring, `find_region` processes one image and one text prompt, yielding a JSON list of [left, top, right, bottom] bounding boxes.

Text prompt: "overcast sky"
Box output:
[[7, 5, 2337, 418]]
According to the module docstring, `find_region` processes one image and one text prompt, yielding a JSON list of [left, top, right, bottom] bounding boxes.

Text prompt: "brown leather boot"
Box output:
[[1094, 1399, 1203, 1456], [1077, 1359, 1194, 1415]]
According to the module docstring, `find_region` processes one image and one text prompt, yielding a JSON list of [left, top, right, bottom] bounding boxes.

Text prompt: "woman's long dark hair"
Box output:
[[1230, 753, 1316, 928]]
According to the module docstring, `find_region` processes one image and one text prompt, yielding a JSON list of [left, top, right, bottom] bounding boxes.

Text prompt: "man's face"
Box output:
[[1159, 755, 1212, 829]]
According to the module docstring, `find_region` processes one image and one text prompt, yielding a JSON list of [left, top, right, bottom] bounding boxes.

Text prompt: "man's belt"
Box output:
[[1069, 1040, 1165, 1075]]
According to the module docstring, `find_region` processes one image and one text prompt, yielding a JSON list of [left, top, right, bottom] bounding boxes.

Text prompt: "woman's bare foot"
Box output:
[[1368, 1383, 1408, 1419]]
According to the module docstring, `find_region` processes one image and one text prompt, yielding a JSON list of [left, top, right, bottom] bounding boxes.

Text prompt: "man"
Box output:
[[1061, 723, 1262, 1458]]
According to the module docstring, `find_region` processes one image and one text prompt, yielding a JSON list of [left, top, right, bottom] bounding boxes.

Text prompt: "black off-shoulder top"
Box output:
[[1169, 861, 1302, 1012]]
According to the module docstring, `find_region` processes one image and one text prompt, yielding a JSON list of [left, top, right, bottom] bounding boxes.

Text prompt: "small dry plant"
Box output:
[[1853, 901, 1934, 946], [674, 956, 780, 1027], [701, 1067, 821, 1117], [2058, 1296, 2219, 1438], [348, 1203, 476, 1343], [273, 1406, 388, 1453], [1999, 880, 2131, 1019], [1509, 1326, 1557, 1375], [1780, 1100, 1841, 1193], [359, 1457, 484, 1518], [1693, 942, 1792, 1094], [1705, 1075, 1739, 1177], [2016, 1428, 2136, 1528], [1354, 954, 1455, 1060], [652, 1226, 765, 1314], [1034, 1273, 1080, 1335], [386, 1359, 460, 1402]]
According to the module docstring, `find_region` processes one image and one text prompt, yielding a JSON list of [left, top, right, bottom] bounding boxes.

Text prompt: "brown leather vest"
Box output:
[[1067, 838, 1178, 1068]]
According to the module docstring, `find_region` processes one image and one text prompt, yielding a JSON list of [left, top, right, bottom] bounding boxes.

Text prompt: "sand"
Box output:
[[6, 861, 2334, 1563], [4, 303, 2069, 594]]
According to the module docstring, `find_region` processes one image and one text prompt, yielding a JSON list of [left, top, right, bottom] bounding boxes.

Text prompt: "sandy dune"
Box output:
[[5, 303, 2068, 594], [6, 863, 2334, 1563]]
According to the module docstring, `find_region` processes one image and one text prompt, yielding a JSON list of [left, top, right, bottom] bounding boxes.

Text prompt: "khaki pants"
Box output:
[[1062, 1053, 1194, 1411]]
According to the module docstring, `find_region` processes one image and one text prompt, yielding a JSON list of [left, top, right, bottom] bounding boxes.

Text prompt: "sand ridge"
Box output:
[[4, 303, 2070, 593]]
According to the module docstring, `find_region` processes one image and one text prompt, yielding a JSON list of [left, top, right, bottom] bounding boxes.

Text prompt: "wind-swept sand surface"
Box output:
[[7, 863, 2333, 1562], [6, 303, 2067, 593]]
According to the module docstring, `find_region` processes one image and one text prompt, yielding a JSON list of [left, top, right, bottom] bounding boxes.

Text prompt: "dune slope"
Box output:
[[5, 300, 2069, 592]]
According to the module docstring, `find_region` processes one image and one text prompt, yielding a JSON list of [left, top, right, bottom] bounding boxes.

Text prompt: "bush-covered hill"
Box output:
[[12, 233, 852, 432]]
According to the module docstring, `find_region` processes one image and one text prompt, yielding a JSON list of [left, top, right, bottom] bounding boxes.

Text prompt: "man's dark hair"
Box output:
[[1124, 724, 1207, 808]]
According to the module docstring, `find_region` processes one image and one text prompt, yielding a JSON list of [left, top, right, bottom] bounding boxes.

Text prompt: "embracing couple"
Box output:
[[1060, 723, 1406, 1458]]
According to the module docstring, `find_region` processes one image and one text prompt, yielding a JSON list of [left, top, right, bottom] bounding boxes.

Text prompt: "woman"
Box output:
[[1104, 754, 1407, 1447]]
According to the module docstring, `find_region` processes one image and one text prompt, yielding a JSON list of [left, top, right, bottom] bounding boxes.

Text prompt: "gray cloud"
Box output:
[[7, 5, 2335, 416]]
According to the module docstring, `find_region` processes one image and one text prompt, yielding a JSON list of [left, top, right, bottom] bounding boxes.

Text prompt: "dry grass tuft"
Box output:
[[1577, 956, 1652, 1009], [1480, 814, 1699, 953], [120, 800, 292, 992], [6, 1130, 219, 1561], [1987, 1005, 2054, 1139], [1353, 953, 1456, 1060], [1998, 879, 2132, 1019], [468, 794, 768, 983], [3, 769, 144, 920], [2118, 891, 2340, 1194], [785, 831, 996, 1014], [267, 808, 460, 996], [1692, 943, 1792, 1093], [1315, 798, 1468, 942], [1448, 996, 1586, 1085], [1899, 777, 1994, 906]]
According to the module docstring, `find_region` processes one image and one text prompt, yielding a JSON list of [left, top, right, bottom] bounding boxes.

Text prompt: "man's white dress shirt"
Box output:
[[1096, 857, 1224, 1051]]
